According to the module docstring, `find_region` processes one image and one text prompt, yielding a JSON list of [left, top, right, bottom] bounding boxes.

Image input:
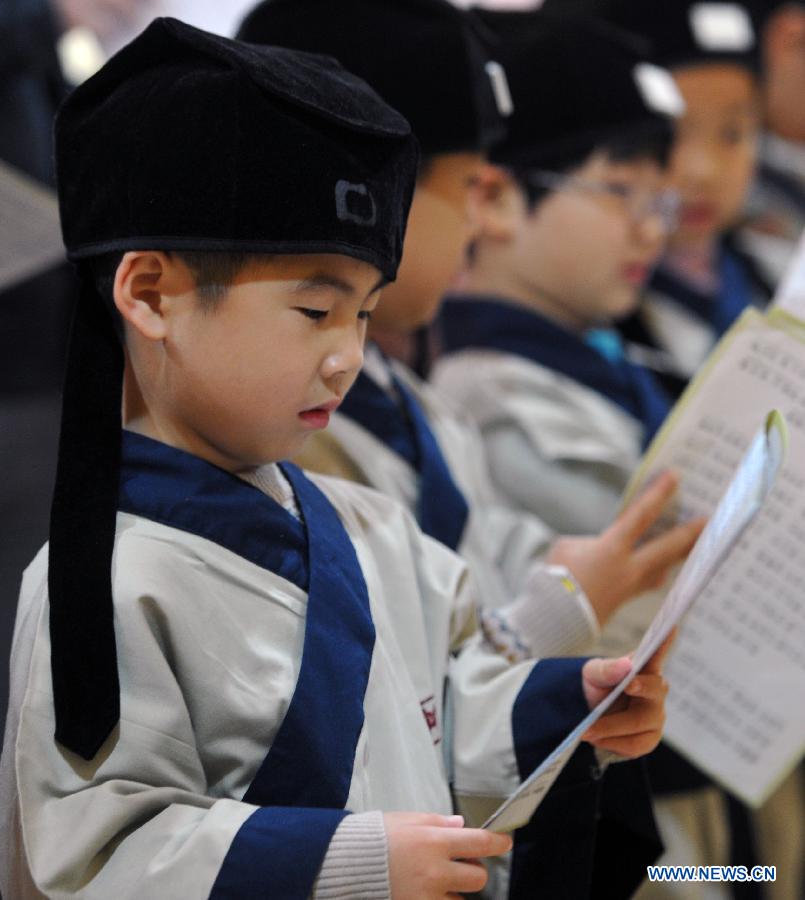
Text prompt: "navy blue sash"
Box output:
[[339, 363, 469, 550], [439, 296, 670, 447], [119, 433, 375, 899]]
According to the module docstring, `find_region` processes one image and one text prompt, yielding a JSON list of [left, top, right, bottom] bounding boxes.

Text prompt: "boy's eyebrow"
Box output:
[[293, 272, 388, 297]]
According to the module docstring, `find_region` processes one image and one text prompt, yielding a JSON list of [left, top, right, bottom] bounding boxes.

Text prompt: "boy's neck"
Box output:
[[459, 259, 592, 336], [122, 365, 266, 476]]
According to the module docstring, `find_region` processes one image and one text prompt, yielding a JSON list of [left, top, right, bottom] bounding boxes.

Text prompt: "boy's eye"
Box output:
[[358, 310, 373, 321], [296, 307, 328, 320]]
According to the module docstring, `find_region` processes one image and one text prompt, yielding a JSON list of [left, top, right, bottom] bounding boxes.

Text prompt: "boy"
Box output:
[[0, 16, 671, 900], [434, 10, 801, 899], [433, 9, 681, 535], [579, 0, 771, 399], [742, 0, 805, 285]]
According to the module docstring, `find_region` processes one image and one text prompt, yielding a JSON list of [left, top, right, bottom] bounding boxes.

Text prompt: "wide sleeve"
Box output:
[[446, 628, 591, 824], [5, 542, 350, 900]]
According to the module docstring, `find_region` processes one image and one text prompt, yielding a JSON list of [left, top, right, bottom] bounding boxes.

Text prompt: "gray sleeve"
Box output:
[[313, 811, 390, 900], [484, 424, 623, 536]]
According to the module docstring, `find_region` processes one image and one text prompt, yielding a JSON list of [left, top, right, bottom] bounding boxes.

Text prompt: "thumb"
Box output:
[[582, 656, 632, 689]]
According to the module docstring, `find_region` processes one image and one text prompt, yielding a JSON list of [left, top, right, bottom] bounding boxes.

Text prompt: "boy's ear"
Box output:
[[473, 163, 523, 243], [113, 251, 177, 341]]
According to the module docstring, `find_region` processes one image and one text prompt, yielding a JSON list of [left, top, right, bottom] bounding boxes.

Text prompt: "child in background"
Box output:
[[0, 16, 674, 900], [577, 0, 770, 399], [437, 7, 802, 898], [741, 0, 805, 284]]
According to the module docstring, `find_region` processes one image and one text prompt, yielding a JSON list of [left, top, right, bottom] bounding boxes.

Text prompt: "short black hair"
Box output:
[[88, 250, 274, 310], [509, 117, 674, 211]]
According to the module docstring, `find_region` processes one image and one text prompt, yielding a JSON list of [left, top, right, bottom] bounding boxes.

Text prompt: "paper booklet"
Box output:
[[0, 159, 65, 292], [595, 284, 805, 809], [483, 411, 785, 832]]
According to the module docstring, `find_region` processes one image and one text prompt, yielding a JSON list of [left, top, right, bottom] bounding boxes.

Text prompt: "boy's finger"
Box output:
[[582, 655, 632, 689], [584, 700, 665, 741], [623, 673, 668, 701], [441, 827, 513, 858], [447, 860, 489, 894], [639, 629, 678, 675], [586, 730, 662, 758], [612, 471, 678, 544], [632, 517, 706, 579]]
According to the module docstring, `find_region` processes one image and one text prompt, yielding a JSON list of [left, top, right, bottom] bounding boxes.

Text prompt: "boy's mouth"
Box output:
[[299, 399, 341, 429]]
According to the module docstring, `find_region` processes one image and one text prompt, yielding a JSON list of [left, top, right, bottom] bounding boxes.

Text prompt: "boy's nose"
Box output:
[[322, 331, 365, 386]]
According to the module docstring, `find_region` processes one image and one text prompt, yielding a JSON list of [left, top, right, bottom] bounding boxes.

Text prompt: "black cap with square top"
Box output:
[[48, 17, 419, 762], [56, 16, 419, 281], [546, 0, 762, 72], [237, 0, 509, 156], [479, 9, 684, 170]]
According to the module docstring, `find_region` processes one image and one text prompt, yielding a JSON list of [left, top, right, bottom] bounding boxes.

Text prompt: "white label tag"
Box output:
[[634, 63, 686, 117], [689, 3, 755, 52], [485, 60, 514, 117]]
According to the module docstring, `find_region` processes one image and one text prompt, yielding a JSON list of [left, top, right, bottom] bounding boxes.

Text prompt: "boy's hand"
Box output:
[[384, 812, 512, 899], [547, 471, 706, 626], [579, 631, 675, 759]]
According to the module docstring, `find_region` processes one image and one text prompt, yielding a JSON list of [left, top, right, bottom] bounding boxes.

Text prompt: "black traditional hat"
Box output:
[[479, 9, 684, 170], [50, 16, 419, 760], [546, 0, 762, 72], [237, 0, 511, 156]]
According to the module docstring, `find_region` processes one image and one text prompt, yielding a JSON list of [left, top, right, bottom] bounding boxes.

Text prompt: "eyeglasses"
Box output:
[[523, 169, 681, 232]]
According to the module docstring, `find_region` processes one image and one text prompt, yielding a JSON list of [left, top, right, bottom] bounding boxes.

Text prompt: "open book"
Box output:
[[483, 412, 785, 832]]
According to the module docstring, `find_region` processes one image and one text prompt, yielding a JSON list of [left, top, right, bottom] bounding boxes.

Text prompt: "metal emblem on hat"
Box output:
[[335, 180, 377, 227], [689, 3, 755, 52]]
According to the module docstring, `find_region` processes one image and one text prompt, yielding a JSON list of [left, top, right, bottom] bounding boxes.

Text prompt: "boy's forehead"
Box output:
[[232, 253, 384, 291]]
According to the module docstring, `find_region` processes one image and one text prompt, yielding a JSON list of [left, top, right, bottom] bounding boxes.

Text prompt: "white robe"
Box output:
[[294, 348, 600, 658], [0, 447, 588, 899], [431, 348, 643, 536]]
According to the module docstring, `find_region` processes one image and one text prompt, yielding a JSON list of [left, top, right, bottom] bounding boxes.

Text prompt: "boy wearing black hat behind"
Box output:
[[577, 0, 771, 400], [0, 15, 676, 900]]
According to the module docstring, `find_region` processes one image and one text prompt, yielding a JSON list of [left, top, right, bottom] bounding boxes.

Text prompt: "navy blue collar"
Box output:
[[120, 430, 309, 590], [439, 295, 670, 446], [119, 430, 375, 813]]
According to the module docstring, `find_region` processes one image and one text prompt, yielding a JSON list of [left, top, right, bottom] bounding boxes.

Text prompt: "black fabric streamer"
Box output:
[[48, 275, 123, 760]]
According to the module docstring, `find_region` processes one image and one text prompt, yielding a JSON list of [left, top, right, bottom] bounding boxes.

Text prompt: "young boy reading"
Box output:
[[0, 16, 672, 900], [433, 9, 801, 898]]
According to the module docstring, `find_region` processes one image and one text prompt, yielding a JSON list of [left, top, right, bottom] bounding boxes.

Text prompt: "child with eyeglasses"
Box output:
[[433, 10, 683, 537], [582, 0, 772, 400]]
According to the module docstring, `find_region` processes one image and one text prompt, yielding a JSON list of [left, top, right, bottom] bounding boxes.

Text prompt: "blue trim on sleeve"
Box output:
[[119, 431, 309, 590], [243, 463, 375, 811], [209, 806, 348, 900], [511, 657, 589, 780]]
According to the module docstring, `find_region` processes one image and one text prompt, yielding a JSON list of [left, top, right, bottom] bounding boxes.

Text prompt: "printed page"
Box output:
[[609, 310, 805, 806], [0, 159, 64, 292], [483, 413, 783, 832]]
